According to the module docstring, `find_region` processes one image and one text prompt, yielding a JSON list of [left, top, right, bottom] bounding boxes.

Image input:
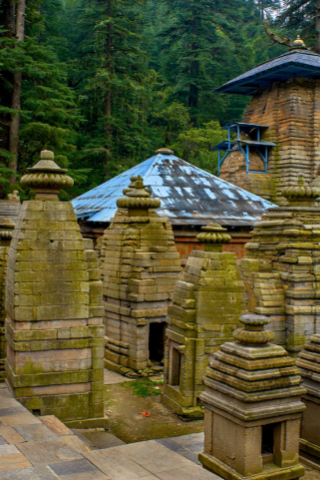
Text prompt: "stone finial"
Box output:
[[233, 313, 275, 346], [197, 223, 231, 252], [282, 174, 320, 204], [7, 190, 19, 202], [20, 150, 74, 200], [117, 175, 161, 211], [0, 218, 15, 241], [155, 148, 174, 156]]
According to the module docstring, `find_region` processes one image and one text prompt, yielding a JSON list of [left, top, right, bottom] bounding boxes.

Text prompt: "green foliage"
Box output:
[[125, 378, 163, 397], [275, 0, 318, 47], [0, 0, 287, 198], [174, 121, 225, 175]]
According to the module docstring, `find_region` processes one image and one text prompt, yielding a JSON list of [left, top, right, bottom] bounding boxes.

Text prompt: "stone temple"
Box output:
[[215, 37, 320, 205], [5, 150, 106, 427], [101, 175, 181, 376]]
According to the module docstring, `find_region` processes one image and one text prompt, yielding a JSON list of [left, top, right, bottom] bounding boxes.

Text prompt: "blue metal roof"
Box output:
[[217, 49, 320, 95], [71, 153, 276, 227]]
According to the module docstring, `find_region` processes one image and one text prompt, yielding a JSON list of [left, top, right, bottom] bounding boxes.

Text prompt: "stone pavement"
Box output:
[[0, 384, 219, 479], [156, 432, 204, 465]]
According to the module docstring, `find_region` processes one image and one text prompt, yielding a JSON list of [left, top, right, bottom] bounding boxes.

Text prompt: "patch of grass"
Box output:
[[125, 378, 164, 398]]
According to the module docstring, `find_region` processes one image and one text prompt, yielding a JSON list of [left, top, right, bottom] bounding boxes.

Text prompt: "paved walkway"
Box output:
[[0, 384, 219, 480]]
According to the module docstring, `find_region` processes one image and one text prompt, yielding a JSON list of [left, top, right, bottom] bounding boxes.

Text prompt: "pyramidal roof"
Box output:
[[217, 49, 320, 95], [71, 152, 276, 226]]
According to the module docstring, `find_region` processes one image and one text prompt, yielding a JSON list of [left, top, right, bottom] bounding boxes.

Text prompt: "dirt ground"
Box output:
[[104, 378, 204, 444]]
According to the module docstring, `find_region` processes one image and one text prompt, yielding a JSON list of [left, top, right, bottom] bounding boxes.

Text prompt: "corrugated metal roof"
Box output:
[[71, 153, 276, 227], [217, 49, 320, 95]]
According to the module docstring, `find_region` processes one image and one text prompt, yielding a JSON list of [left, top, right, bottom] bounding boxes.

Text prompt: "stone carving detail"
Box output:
[[199, 313, 306, 480]]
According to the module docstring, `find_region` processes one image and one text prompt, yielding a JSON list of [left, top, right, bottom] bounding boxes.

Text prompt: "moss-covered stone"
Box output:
[[5, 150, 106, 424]]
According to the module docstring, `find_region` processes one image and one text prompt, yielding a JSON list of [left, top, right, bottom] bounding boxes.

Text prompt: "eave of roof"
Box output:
[[72, 154, 276, 227], [217, 49, 320, 95]]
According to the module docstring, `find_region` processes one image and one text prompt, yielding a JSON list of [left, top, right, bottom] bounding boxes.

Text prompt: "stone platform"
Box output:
[[0, 384, 218, 479]]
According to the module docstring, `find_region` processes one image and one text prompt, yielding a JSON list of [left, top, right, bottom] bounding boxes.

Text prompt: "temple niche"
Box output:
[[215, 36, 320, 205], [101, 175, 181, 377], [5, 150, 106, 427], [162, 223, 246, 419]]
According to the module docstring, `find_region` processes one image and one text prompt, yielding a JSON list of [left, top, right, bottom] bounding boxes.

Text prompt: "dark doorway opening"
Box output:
[[149, 322, 166, 364], [262, 423, 274, 464]]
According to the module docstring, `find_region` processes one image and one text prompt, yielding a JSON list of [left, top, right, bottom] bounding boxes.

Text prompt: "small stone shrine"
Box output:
[[215, 37, 320, 205], [0, 218, 15, 381], [162, 223, 246, 418], [297, 335, 320, 465], [199, 313, 306, 480], [241, 175, 320, 355], [0, 190, 21, 223], [5, 150, 106, 427], [102, 175, 181, 376]]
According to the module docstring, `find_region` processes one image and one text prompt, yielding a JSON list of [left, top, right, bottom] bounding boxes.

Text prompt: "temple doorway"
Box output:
[[149, 322, 167, 364]]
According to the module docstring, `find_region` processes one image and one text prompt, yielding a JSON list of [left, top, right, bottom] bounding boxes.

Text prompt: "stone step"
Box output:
[[0, 383, 220, 479], [83, 439, 221, 480]]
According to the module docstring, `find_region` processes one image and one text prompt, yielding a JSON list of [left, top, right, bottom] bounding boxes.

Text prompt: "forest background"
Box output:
[[0, 0, 317, 199]]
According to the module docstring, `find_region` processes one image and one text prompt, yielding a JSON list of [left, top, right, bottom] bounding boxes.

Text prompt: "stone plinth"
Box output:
[[162, 224, 246, 419], [199, 314, 306, 480], [240, 176, 320, 355], [5, 150, 106, 427], [297, 335, 320, 465], [0, 219, 15, 381], [101, 175, 181, 376]]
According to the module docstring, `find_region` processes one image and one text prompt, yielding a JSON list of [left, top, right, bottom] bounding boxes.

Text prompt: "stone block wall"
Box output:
[[0, 246, 8, 380], [5, 151, 106, 427], [162, 238, 246, 417], [101, 176, 181, 376], [240, 180, 320, 354], [220, 78, 320, 204], [0, 219, 15, 382]]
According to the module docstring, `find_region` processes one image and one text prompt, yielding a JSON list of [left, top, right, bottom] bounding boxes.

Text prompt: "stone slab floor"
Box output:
[[0, 383, 218, 480]]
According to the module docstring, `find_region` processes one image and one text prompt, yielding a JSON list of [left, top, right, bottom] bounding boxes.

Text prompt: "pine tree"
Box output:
[[62, 0, 160, 185], [157, 0, 254, 125], [274, 0, 320, 52], [0, 0, 80, 198]]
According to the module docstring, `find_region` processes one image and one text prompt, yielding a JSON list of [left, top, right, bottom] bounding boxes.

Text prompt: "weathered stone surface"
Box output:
[[220, 76, 320, 206], [297, 334, 320, 465], [199, 314, 306, 480], [162, 226, 246, 418], [240, 177, 320, 355], [0, 219, 15, 382], [101, 175, 181, 375], [5, 151, 105, 425]]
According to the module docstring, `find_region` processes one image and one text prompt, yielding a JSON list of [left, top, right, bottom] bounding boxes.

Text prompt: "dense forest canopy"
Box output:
[[0, 0, 313, 199]]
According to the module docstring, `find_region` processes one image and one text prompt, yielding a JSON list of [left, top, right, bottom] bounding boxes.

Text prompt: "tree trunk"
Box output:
[[105, 0, 112, 178], [188, 19, 198, 121], [8, 0, 26, 181], [316, 0, 320, 53], [0, 0, 16, 178]]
